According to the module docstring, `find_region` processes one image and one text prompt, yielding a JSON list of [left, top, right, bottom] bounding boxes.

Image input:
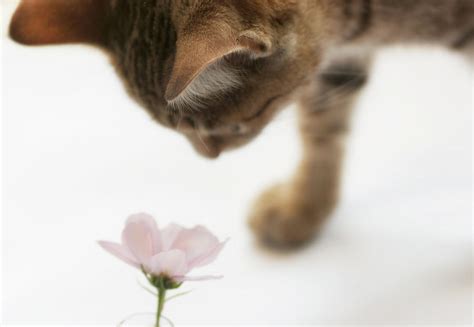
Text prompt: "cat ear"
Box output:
[[164, 31, 272, 102], [9, 0, 108, 46]]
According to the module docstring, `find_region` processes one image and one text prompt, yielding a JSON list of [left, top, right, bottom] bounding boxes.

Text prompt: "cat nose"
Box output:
[[196, 143, 222, 159], [199, 146, 221, 159], [186, 133, 221, 159]]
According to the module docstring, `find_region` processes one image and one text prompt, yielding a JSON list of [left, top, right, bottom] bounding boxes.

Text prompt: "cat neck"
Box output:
[[317, 0, 474, 51]]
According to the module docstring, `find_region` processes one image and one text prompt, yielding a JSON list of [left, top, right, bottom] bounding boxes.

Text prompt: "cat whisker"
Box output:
[[176, 114, 184, 130], [321, 70, 367, 76], [315, 84, 362, 108], [318, 76, 368, 103], [195, 128, 211, 153]]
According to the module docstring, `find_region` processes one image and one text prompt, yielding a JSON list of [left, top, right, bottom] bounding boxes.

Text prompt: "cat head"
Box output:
[[10, 0, 324, 158]]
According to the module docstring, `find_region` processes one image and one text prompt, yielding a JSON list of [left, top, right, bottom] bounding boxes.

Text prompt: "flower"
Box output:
[[99, 213, 226, 283]]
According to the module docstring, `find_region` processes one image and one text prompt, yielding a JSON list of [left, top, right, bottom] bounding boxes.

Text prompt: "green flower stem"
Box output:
[[155, 279, 166, 327], [141, 268, 181, 327]]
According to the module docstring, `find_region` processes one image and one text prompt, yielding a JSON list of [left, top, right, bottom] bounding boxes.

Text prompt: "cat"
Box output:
[[9, 0, 474, 247]]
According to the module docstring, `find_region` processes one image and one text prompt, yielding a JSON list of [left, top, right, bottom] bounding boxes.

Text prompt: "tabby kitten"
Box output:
[[9, 0, 474, 246]]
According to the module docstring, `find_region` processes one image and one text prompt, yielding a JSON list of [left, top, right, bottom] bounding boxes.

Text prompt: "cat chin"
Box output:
[[185, 131, 258, 160]]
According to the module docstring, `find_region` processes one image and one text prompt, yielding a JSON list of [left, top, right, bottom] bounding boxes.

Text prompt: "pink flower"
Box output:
[[99, 213, 226, 282]]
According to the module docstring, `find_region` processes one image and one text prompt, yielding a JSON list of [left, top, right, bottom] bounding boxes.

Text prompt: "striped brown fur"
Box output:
[[8, 0, 474, 246]]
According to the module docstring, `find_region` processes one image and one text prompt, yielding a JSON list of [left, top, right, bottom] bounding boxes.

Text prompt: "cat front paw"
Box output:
[[248, 184, 323, 248]]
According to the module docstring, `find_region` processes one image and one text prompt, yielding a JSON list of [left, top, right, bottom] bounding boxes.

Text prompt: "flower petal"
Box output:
[[98, 241, 140, 268], [122, 215, 161, 266], [188, 239, 227, 270], [125, 213, 162, 253], [149, 250, 188, 278], [161, 224, 184, 251], [170, 226, 222, 267]]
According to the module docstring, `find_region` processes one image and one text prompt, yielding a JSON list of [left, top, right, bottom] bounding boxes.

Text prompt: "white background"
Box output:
[[2, 0, 473, 325]]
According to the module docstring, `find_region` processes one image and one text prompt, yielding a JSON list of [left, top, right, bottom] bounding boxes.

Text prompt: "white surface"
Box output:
[[1, 1, 473, 325]]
